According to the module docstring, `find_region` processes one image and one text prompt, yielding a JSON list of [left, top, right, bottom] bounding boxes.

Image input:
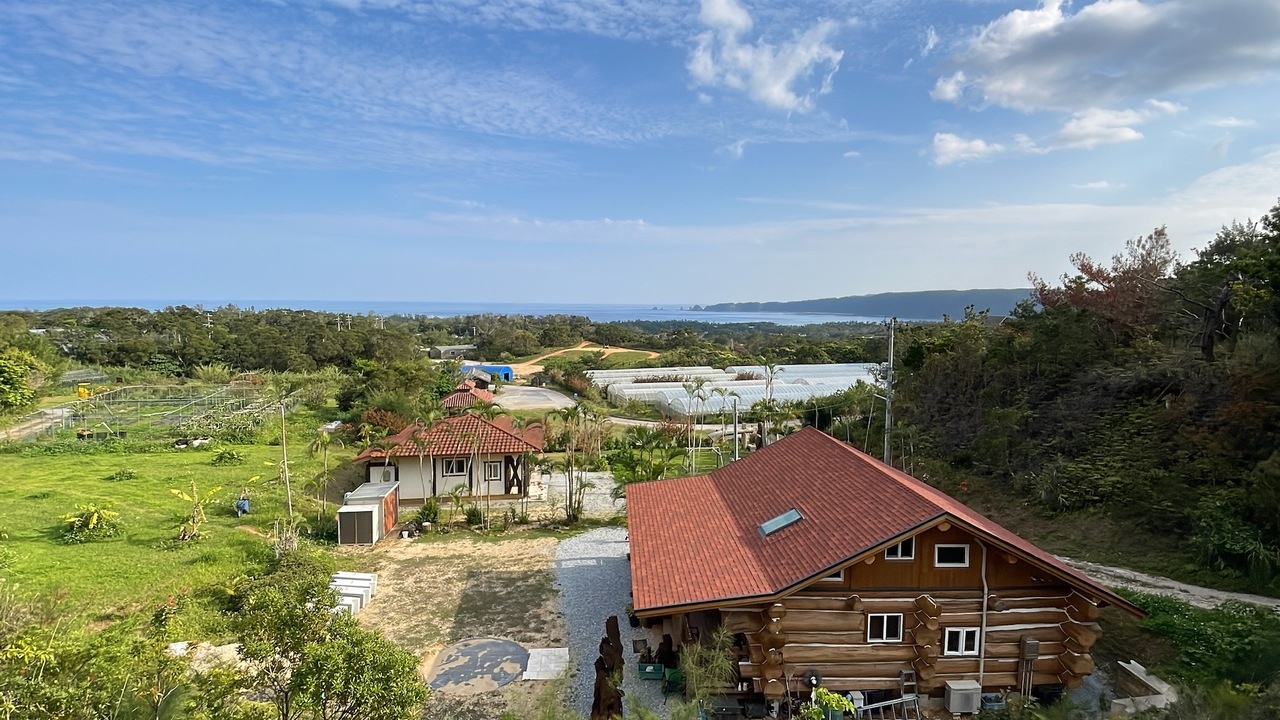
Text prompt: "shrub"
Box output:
[[463, 504, 484, 525], [415, 498, 440, 525], [211, 447, 246, 466], [61, 502, 123, 544], [103, 468, 138, 482]]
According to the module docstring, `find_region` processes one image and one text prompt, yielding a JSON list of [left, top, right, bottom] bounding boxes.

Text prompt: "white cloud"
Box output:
[[934, 0, 1280, 112], [718, 139, 748, 158], [1207, 116, 1254, 128], [932, 133, 1004, 165], [931, 71, 966, 102], [842, 149, 860, 158], [687, 0, 844, 112], [1053, 99, 1183, 148], [1071, 180, 1122, 189]]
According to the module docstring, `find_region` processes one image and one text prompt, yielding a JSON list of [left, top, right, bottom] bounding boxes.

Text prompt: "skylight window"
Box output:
[[759, 508, 803, 537]]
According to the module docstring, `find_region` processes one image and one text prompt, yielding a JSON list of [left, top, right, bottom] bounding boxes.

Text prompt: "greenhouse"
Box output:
[[591, 363, 884, 417]]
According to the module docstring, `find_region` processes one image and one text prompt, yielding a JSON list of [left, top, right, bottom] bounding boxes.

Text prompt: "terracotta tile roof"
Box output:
[[627, 426, 1140, 616], [442, 385, 495, 409], [353, 414, 540, 460]]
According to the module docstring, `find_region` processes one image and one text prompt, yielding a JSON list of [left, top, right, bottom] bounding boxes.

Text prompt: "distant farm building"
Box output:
[[442, 381, 495, 411], [462, 362, 514, 382], [429, 344, 476, 359]]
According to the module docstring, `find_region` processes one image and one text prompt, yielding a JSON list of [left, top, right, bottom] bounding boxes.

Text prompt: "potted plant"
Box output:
[[624, 602, 641, 627], [813, 687, 856, 720]]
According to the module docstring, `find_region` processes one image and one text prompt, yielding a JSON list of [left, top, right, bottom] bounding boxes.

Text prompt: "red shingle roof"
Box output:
[[627, 427, 1139, 615], [442, 386, 495, 409], [353, 414, 541, 460]]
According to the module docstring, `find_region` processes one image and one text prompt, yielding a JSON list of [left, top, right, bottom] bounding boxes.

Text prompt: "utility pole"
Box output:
[[732, 397, 739, 461], [883, 319, 895, 466]]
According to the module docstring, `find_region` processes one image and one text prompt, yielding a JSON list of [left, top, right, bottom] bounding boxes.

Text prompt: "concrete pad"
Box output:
[[427, 637, 530, 695], [522, 647, 570, 681]]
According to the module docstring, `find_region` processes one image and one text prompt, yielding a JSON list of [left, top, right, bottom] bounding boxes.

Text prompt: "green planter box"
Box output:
[[638, 663, 664, 680]]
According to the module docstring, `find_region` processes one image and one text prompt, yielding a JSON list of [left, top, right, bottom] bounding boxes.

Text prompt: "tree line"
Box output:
[[893, 198, 1280, 592]]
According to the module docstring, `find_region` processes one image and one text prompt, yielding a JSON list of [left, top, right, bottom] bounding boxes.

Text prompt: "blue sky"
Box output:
[[1, 0, 1278, 305]]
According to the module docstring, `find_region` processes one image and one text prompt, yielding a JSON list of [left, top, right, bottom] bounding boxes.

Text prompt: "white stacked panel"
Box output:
[[330, 572, 378, 615]]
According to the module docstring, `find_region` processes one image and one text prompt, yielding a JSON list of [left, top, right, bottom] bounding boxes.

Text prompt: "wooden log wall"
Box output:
[[725, 588, 1102, 695]]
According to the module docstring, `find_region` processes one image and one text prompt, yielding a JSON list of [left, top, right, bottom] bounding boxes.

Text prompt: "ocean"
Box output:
[[0, 299, 886, 327]]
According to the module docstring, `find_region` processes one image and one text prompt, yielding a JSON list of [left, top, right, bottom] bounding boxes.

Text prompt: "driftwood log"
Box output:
[[590, 615, 625, 720]]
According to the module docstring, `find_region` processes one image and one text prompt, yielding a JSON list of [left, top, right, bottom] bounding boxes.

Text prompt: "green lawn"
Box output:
[[0, 418, 355, 622]]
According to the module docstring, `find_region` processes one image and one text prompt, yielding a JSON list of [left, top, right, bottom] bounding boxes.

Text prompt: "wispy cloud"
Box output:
[[1206, 116, 1254, 128], [0, 1, 682, 176], [687, 0, 844, 113], [1071, 180, 1122, 190]]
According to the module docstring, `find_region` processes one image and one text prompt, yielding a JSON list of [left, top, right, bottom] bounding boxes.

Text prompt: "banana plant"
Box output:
[[170, 481, 223, 540]]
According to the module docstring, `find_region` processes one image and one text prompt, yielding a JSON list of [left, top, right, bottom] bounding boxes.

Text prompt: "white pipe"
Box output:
[[979, 540, 989, 684]]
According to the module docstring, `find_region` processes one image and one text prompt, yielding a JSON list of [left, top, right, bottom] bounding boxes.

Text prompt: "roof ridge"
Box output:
[[455, 412, 539, 452]]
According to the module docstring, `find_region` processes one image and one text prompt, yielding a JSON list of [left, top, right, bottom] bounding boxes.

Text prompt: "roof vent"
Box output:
[[759, 508, 803, 537]]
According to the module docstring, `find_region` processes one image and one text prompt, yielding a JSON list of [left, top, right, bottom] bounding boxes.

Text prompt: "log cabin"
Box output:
[[627, 427, 1142, 707]]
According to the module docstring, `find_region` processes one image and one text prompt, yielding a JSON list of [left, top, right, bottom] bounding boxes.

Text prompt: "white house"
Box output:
[[353, 414, 542, 501]]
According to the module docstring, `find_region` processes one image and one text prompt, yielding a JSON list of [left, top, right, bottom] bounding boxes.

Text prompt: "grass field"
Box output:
[[0, 413, 356, 623]]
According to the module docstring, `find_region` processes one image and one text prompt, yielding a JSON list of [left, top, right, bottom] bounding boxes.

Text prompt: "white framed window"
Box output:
[[944, 628, 980, 656], [867, 613, 903, 643], [935, 544, 970, 568], [484, 461, 502, 481], [442, 458, 467, 476], [818, 569, 844, 583], [885, 537, 915, 560]]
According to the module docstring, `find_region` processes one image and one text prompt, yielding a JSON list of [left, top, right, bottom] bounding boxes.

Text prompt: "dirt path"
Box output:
[[509, 342, 659, 377], [1058, 556, 1280, 610]]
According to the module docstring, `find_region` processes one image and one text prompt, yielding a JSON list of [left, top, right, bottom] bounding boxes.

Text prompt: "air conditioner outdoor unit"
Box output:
[[945, 680, 982, 714]]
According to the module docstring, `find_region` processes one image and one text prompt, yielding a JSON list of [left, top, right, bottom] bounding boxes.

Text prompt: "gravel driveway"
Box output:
[[555, 527, 669, 719]]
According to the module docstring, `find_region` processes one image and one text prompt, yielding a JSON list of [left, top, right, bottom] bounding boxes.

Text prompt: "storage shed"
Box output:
[[337, 482, 400, 545]]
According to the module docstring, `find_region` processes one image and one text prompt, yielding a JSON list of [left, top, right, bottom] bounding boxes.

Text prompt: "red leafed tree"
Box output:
[[1029, 227, 1179, 342]]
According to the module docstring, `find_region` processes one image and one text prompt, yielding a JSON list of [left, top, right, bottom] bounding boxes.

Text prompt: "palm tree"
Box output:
[[470, 399, 504, 422], [306, 429, 344, 525], [681, 378, 709, 472], [554, 402, 585, 523], [710, 387, 739, 467], [412, 408, 444, 501]]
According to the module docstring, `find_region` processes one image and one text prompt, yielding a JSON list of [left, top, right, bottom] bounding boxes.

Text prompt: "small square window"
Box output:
[[885, 537, 915, 560], [935, 544, 970, 567], [485, 461, 502, 481], [867, 613, 903, 642], [443, 458, 467, 476], [944, 628, 980, 656], [819, 569, 844, 583]]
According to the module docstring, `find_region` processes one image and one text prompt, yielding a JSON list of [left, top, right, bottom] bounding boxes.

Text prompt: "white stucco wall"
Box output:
[[380, 455, 514, 500]]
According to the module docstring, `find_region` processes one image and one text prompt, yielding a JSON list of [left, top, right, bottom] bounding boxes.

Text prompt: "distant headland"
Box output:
[[691, 288, 1033, 320]]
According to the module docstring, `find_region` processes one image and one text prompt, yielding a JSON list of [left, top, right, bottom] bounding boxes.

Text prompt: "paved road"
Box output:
[[493, 386, 576, 411], [1059, 556, 1280, 610]]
